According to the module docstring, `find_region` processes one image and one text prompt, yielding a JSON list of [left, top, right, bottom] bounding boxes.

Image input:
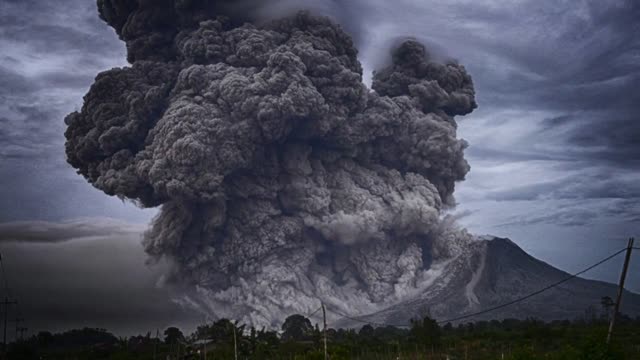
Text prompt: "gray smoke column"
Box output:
[[65, 0, 478, 326]]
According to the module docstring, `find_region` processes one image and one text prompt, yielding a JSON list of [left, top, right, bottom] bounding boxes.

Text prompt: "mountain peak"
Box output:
[[334, 235, 640, 328]]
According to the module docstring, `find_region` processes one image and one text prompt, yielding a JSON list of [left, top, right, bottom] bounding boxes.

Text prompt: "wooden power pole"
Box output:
[[607, 237, 634, 345], [233, 322, 238, 360], [153, 329, 159, 360], [322, 303, 328, 360], [12, 317, 24, 342], [1, 297, 16, 353], [17, 327, 27, 341]]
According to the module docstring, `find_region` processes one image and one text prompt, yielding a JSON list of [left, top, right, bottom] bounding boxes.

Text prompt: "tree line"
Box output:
[[7, 310, 640, 359]]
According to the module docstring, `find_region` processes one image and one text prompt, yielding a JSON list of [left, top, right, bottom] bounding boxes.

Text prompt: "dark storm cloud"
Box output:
[[0, 23, 121, 55], [0, 218, 144, 243], [425, 0, 640, 232], [0, 66, 37, 96], [500, 208, 600, 228], [0, 0, 126, 160], [466, 146, 572, 163], [564, 112, 640, 164], [0, 0, 150, 223], [477, 161, 640, 227], [0, 0, 374, 225], [0, 105, 61, 159], [0, 0, 633, 228], [497, 198, 640, 228], [473, 0, 640, 166], [345, 0, 640, 199], [254, 0, 372, 46], [0, 154, 158, 223], [486, 171, 640, 202], [93, 0, 371, 63]]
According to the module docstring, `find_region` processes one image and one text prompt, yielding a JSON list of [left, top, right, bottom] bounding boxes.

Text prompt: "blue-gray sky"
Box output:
[[0, 0, 638, 336]]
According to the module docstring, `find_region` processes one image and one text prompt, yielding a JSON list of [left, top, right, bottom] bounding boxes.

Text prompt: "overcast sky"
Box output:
[[0, 0, 638, 337]]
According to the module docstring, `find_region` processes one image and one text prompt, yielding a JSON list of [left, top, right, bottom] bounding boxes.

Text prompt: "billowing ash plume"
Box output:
[[65, 0, 478, 326]]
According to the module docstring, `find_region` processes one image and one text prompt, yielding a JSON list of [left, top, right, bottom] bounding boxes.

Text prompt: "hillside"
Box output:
[[336, 236, 640, 327]]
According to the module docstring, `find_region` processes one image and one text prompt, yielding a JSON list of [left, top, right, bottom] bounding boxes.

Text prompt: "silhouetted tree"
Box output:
[[601, 296, 615, 321], [442, 322, 453, 332], [196, 319, 236, 342], [164, 326, 184, 344], [584, 305, 599, 323], [410, 316, 441, 346], [254, 327, 280, 358], [36, 331, 53, 347], [281, 314, 314, 341], [359, 324, 374, 338]]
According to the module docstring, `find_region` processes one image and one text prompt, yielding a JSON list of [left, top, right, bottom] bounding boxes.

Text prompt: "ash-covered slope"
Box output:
[[336, 236, 640, 327]]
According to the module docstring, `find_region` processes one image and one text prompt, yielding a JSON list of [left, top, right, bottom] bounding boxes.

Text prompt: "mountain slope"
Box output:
[[335, 236, 640, 327]]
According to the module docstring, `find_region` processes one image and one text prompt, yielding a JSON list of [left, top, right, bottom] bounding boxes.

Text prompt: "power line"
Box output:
[[306, 306, 322, 319], [323, 247, 629, 328], [325, 305, 408, 328], [436, 247, 628, 324]]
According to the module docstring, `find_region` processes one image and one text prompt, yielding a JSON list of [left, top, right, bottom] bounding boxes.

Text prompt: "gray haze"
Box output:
[[0, 0, 638, 335], [0, 222, 200, 337]]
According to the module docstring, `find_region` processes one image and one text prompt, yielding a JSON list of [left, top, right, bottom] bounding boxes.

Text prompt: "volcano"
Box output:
[[334, 236, 640, 327]]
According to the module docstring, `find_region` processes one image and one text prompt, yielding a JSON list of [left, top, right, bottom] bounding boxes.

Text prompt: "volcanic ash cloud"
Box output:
[[65, 1, 478, 326]]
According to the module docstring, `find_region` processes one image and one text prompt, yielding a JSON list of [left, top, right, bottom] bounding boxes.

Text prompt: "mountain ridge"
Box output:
[[334, 236, 640, 328]]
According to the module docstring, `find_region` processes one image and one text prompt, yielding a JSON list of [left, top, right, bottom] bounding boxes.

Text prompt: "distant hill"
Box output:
[[336, 236, 640, 327]]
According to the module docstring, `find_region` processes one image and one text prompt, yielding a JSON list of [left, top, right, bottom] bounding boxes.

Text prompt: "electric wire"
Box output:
[[305, 306, 323, 319], [435, 247, 628, 324], [322, 247, 629, 328]]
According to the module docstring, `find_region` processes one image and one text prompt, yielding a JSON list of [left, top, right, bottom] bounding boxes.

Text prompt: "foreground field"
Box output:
[[8, 315, 640, 359]]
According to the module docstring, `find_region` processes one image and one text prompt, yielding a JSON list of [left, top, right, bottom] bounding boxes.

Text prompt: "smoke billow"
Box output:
[[65, 0, 478, 326]]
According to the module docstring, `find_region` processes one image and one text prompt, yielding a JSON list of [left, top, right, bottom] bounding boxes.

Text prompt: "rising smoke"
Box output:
[[65, 0, 478, 326]]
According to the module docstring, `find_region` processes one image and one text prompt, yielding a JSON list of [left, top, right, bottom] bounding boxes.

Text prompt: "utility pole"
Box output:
[[233, 322, 238, 360], [322, 302, 328, 360], [12, 317, 24, 342], [607, 237, 634, 345], [202, 315, 209, 360], [1, 297, 17, 354], [17, 327, 27, 341], [153, 328, 159, 360]]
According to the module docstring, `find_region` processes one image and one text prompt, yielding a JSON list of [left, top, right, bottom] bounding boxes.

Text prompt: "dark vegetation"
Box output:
[[8, 312, 640, 359]]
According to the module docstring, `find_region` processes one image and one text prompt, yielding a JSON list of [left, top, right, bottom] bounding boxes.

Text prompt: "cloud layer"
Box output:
[[0, 218, 145, 243]]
